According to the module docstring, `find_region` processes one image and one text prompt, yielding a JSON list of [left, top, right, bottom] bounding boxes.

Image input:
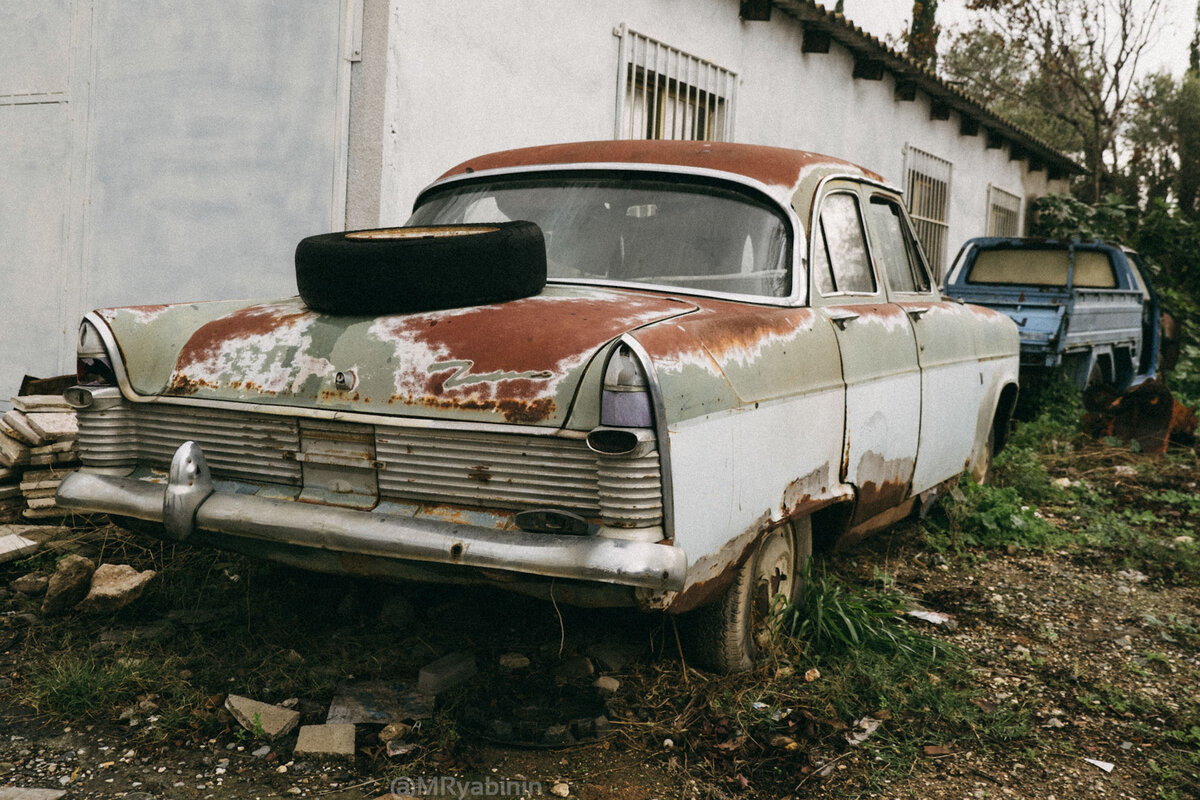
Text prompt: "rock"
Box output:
[[586, 640, 640, 672], [1175, 535, 1195, 545], [293, 723, 356, 759], [0, 789, 68, 800], [76, 563, 156, 613], [41, 554, 95, 615], [593, 676, 620, 695], [417, 651, 477, 695], [1113, 465, 1137, 478], [498, 652, 531, 669], [251, 746, 271, 757], [224, 694, 301, 739], [1052, 477, 1074, 490], [11, 572, 49, 596], [25, 413, 78, 443], [551, 782, 570, 797]]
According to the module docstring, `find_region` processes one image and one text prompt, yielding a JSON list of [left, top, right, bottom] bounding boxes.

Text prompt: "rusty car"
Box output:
[[57, 141, 1019, 672]]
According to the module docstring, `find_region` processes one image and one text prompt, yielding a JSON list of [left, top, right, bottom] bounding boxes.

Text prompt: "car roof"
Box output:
[[432, 140, 891, 218]]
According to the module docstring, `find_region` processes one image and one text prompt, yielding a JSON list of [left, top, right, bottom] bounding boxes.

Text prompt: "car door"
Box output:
[[863, 191, 984, 495], [810, 182, 921, 527]]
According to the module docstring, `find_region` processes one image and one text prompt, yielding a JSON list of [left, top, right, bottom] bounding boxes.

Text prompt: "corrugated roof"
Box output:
[[772, 0, 1083, 176]]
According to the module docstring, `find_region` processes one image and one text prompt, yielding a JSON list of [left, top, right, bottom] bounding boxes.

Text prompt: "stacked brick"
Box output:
[[0, 395, 80, 520]]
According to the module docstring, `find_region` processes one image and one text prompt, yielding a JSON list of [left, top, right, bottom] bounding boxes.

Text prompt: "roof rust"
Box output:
[[438, 140, 886, 190]]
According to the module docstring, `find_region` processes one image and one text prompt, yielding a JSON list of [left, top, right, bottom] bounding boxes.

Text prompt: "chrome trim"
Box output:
[[56, 446, 688, 592], [163, 441, 213, 541]]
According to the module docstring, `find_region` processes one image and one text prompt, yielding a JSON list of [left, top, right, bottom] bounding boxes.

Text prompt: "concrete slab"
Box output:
[[0, 430, 29, 467], [293, 723, 356, 758], [326, 680, 434, 724], [12, 395, 72, 413], [225, 694, 301, 739], [418, 651, 477, 695], [2, 411, 43, 447], [26, 413, 77, 443], [0, 533, 40, 564]]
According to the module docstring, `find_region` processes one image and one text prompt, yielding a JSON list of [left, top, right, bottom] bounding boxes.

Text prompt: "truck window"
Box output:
[[967, 248, 1117, 288]]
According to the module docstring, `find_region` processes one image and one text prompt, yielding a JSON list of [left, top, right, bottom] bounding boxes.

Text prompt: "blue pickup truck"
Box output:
[[945, 238, 1162, 392]]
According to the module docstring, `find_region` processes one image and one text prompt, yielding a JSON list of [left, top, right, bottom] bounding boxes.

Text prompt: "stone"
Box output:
[[586, 641, 639, 673], [0, 430, 29, 468], [593, 676, 620, 695], [76, 563, 157, 613], [551, 783, 570, 797], [11, 572, 49, 596], [417, 651, 477, 695], [0, 789, 68, 800], [12, 396, 72, 413], [2, 411, 43, 447], [224, 694, 301, 739], [0, 533, 40, 564], [498, 653, 531, 669], [41, 554, 95, 615], [293, 723, 356, 759], [379, 722, 412, 742], [25, 413, 77, 443]]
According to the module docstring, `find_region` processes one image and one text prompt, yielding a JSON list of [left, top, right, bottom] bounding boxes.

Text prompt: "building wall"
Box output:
[[371, 0, 1066, 261], [0, 0, 346, 400]]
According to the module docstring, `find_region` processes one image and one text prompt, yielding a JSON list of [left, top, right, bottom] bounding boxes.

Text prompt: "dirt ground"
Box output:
[[1, 446, 1197, 800]]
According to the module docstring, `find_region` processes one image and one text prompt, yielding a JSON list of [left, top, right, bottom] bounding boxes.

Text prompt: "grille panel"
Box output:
[[76, 400, 665, 525]]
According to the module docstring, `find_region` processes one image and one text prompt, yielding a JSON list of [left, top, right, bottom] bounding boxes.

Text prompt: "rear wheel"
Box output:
[[686, 517, 812, 673]]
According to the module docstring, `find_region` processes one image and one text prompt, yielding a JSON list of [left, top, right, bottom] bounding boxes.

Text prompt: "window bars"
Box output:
[[615, 25, 736, 142], [903, 145, 953, 282], [987, 185, 1022, 237]]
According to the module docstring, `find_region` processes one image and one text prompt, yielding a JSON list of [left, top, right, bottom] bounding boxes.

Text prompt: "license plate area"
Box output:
[[294, 419, 379, 509]]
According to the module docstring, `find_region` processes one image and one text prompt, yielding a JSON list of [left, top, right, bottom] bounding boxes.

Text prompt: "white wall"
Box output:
[[0, 0, 346, 398], [373, 0, 1066, 249]]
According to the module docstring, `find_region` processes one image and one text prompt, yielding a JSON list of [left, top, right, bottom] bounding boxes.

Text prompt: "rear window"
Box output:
[[967, 248, 1117, 288]]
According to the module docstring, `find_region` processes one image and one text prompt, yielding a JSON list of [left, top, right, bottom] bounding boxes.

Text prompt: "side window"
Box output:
[[867, 196, 932, 294], [813, 192, 876, 295]]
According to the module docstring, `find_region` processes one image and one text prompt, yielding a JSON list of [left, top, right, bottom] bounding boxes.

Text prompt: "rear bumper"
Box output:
[[56, 441, 687, 594]]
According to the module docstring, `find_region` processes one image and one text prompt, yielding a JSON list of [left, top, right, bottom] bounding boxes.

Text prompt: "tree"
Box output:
[[946, 0, 1164, 202], [906, 1, 939, 70]]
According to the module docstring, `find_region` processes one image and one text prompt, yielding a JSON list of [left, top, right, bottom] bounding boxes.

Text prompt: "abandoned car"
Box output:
[[58, 141, 1019, 671]]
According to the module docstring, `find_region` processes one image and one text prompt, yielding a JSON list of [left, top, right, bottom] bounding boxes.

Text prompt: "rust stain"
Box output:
[[437, 140, 886, 190], [174, 304, 315, 371], [166, 373, 215, 395], [849, 451, 914, 526], [400, 393, 558, 424], [467, 465, 492, 483]]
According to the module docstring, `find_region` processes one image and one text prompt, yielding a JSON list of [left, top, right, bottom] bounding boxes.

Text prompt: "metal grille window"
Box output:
[[987, 185, 1022, 237], [903, 145, 952, 282], [615, 25, 736, 141]]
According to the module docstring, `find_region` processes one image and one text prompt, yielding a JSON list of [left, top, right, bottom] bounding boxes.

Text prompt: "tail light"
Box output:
[[76, 321, 117, 386], [600, 343, 652, 427]]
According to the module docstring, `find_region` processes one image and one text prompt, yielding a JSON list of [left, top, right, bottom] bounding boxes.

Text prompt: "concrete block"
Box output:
[[293, 723, 356, 758], [26, 497, 58, 510], [0, 431, 29, 468], [0, 533, 40, 564], [2, 411, 43, 447], [77, 563, 157, 612], [12, 395, 72, 413], [417, 651, 477, 695], [0, 486, 19, 501], [225, 694, 301, 739], [41, 554, 95, 615], [0, 788, 68, 800]]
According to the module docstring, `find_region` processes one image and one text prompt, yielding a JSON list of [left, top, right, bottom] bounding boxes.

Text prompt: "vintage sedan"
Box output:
[[58, 141, 1018, 672]]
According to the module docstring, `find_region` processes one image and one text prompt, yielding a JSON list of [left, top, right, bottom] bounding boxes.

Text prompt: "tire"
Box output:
[[685, 518, 813, 673], [295, 222, 547, 315]]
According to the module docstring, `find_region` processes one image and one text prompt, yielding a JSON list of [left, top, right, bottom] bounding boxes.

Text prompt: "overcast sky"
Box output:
[[840, 0, 1194, 79]]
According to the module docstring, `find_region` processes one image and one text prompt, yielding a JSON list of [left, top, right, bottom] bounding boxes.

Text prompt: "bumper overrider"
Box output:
[[56, 441, 688, 593]]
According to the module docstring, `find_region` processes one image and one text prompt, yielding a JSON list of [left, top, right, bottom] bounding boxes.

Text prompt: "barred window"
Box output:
[[987, 185, 1022, 236], [903, 145, 952, 282], [615, 25, 736, 142]]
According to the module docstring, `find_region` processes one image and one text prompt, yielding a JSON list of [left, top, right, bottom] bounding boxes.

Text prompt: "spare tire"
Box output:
[[295, 221, 547, 315]]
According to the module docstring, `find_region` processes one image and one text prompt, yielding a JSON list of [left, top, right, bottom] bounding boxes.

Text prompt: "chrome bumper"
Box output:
[[56, 442, 687, 592]]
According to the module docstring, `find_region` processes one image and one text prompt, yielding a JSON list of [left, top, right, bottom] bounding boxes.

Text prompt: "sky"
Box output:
[[840, 0, 1195, 79]]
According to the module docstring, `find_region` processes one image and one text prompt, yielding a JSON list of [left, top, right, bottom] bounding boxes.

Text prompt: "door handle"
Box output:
[[827, 309, 860, 330]]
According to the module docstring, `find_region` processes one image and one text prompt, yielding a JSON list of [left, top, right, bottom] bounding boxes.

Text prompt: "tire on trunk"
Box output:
[[295, 222, 547, 315]]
